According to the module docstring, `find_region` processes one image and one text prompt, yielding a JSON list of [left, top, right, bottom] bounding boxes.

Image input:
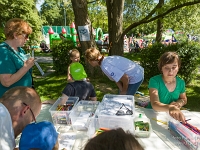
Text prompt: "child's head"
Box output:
[[19, 121, 59, 150], [70, 62, 87, 80], [84, 128, 144, 150], [158, 51, 181, 74], [69, 49, 80, 63]]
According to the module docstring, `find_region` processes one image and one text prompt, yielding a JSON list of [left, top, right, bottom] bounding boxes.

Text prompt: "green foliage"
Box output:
[[51, 41, 73, 74], [0, 0, 43, 44], [0, 27, 5, 43], [177, 42, 200, 84], [140, 42, 200, 84], [32, 51, 200, 111], [51, 40, 84, 74]]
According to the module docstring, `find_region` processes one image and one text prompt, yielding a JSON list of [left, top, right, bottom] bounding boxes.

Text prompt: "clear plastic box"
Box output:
[[49, 97, 79, 126], [69, 100, 100, 132], [95, 94, 135, 133], [168, 110, 200, 150]]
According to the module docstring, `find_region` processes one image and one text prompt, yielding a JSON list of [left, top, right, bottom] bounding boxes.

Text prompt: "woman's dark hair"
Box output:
[[84, 128, 144, 150]]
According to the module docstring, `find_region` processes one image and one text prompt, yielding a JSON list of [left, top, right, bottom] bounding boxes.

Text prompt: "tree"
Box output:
[[155, 0, 164, 43], [106, 0, 200, 55], [40, 0, 63, 26], [71, 0, 96, 52], [69, 0, 200, 57], [0, 0, 43, 42], [88, 1, 108, 33]]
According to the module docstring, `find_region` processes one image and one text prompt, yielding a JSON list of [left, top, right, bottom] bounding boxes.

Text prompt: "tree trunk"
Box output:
[[156, 0, 164, 43], [71, 0, 96, 52], [106, 0, 125, 56], [156, 18, 163, 42], [71, 0, 96, 76]]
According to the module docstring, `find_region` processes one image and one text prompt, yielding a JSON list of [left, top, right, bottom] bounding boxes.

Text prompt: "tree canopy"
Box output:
[[0, 0, 43, 42]]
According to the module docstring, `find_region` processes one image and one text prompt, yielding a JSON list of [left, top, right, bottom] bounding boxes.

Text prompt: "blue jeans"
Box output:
[[126, 79, 143, 95]]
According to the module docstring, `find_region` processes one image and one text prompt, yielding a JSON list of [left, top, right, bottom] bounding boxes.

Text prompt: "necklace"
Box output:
[[163, 76, 176, 84], [165, 80, 175, 84], [163, 78, 176, 92]]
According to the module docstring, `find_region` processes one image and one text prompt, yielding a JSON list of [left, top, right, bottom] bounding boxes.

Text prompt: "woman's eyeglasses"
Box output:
[[116, 103, 133, 116], [22, 34, 29, 39], [22, 102, 36, 123]]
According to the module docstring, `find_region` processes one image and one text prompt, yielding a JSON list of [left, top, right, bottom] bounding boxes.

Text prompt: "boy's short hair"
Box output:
[[19, 121, 58, 150]]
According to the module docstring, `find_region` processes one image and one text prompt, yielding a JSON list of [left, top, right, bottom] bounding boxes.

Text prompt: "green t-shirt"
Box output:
[[146, 74, 185, 108], [0, 42, 32, 97]]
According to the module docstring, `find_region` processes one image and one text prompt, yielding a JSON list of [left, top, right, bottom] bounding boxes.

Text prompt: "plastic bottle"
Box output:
[[134, 114, 151, 138]]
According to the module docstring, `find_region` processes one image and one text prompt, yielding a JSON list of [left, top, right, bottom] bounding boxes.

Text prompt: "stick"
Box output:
[[34, 62, 44, 76]]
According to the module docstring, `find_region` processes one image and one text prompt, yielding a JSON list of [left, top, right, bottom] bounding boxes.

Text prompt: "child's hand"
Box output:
[[170, 101, 181, 108]]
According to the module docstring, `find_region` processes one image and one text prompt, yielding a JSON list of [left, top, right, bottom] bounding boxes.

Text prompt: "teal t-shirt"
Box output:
[[0, 42, 32, 97], [146, 74, 185, 108]]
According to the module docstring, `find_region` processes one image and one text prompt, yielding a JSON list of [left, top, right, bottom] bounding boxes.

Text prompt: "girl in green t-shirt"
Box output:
[[148, 51, 187, 123]]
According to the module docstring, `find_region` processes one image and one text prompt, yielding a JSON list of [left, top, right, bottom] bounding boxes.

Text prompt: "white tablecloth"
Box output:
[[16, 104, 200, 150]]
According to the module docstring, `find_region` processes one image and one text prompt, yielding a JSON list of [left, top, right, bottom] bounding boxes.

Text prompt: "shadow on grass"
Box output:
[[33, 59, 200, 111]]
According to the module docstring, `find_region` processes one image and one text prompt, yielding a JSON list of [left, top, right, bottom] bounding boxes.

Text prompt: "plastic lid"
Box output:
[[139, 114, 142, 118]]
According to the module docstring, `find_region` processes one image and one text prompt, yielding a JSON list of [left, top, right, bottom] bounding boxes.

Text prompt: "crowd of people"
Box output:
[[0, 18, 188, 149]]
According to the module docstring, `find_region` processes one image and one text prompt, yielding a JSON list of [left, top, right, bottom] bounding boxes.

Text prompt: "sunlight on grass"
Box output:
[[33, 52, 200, 112]]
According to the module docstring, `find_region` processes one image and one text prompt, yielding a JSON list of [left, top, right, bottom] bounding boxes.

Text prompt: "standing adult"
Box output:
[[85, 48, 144, 95], [0, 86, 42, 150], [0, 18, 35, 97]]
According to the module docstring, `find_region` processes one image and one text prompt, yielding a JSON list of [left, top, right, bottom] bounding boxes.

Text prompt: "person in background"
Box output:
[[96, 36, 104, 52], [19, 121, 59, 150], [0, 18, 35, 98], [0, 86, 42, 150], [147, 51, 187, 123], [61, 62, 97, 103], [85, 48, 144, 95], [103, 37, 109, 53], [96, 36, 103, 47], [59, 33, 66, 42], [84, 128, 144, 150], [40, 40, 50, 53]]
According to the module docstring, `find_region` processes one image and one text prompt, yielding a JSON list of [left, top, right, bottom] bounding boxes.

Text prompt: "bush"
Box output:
[[51, 40, 84, 74], [140, 42, 200, 84], [0, 28, 5, 43]]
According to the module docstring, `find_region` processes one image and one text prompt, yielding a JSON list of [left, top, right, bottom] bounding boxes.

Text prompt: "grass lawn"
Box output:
[[33, 51, 200, 112]]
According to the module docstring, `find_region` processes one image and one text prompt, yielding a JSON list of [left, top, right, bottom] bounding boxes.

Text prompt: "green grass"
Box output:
[[33, 52, 200, 112]]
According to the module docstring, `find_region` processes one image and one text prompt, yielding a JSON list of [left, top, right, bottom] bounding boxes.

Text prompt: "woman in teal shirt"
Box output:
[[0, 18, 35, 97], [148, 52, 187, 123]]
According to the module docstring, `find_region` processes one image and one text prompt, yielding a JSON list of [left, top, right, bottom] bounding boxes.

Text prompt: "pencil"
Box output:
[[152, 118, 167, 125]]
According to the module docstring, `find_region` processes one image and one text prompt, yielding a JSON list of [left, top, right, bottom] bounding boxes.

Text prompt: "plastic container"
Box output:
[[49, 97, 79, 126], [69, 100, 100, 132], [168, 110, 200, 150], [134, 114, 151, 138], [87, 118, 100, 138], [95, 94, 135, 133]]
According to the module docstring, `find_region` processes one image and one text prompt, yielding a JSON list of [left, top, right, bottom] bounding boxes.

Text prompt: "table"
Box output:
[[16, 104, 200, 150], [135, 108, 188, 150]]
